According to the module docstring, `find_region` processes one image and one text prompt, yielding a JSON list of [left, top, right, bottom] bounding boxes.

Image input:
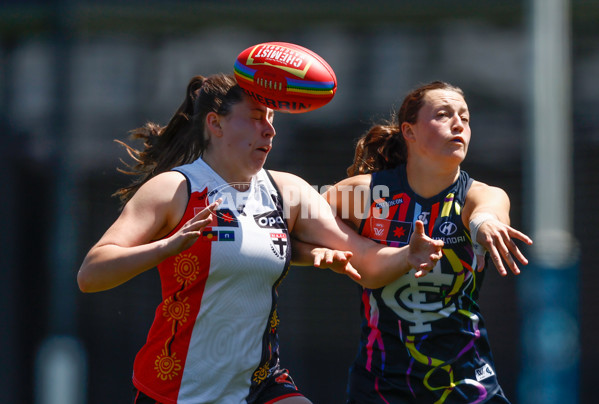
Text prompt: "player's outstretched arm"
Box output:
[[465, 181, 533, 275], [291, 239, 360, 282], [272, 171, 443, 289], [77, 172, 220, 292]]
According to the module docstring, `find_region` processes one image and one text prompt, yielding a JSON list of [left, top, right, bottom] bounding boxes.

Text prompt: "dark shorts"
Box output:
[[347, 393, 510, 404], [132, 368, 305, 404], [347, 364, 511, 404], [132, 389, 159, 404]]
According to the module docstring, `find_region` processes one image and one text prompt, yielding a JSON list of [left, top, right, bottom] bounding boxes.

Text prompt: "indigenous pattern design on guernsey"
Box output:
[[348, 164, 507, 404], [131, 158, 296, 404]]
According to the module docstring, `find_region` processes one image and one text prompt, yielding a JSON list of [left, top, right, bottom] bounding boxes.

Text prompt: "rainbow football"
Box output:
[[234, 42, 337, 113]]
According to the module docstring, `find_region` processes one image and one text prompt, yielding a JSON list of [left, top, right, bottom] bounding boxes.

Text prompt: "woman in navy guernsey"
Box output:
[[324, 81, 533, 403], [77, 74, 445, 404]]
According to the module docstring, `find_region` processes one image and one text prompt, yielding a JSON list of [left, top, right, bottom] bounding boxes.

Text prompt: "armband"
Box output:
[[469, 213, 496, 255]]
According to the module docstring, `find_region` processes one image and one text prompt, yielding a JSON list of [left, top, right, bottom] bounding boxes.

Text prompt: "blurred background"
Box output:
[[1, 0, 597, 403]]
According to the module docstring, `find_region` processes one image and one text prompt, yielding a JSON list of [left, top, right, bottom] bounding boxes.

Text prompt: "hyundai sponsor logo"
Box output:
[[439, 221, 458, 236]]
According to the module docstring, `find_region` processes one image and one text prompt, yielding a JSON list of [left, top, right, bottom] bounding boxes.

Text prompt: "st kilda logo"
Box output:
[[269, 232, 288, 260]]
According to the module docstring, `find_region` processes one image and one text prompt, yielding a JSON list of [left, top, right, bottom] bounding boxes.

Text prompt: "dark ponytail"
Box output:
[[347, 80, 464, 177], [113, 74, 245, 205]]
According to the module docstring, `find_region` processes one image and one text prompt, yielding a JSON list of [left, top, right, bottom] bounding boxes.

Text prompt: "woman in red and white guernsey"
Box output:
[[324, 81, 533, 403], [77, 74, 445, 404]]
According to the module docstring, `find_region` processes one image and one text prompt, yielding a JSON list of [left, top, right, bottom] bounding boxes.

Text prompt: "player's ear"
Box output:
[[401, 122, 415, 141], [206, 112, 223, 137]]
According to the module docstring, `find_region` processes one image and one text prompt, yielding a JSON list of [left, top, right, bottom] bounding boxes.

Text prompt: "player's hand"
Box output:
[[408, 220, 445, 278], [165, 198, 221, 255], [475, 219, 533, 276], [311, 248, 361, 282]]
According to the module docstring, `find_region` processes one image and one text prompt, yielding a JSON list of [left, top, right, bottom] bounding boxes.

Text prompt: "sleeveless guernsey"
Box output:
[[132, 158, 295, 403], [348, 165, 507, 403]]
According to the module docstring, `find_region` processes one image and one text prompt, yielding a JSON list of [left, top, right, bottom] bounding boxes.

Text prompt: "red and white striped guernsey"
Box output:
[[132, 158, 293, 403]]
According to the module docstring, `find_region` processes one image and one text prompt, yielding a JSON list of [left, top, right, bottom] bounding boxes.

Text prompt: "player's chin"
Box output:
[[248, 162, 266, 175], [250, 149, 269, 163], [445, 151, 466, 164], [256, 154, 270, 168]]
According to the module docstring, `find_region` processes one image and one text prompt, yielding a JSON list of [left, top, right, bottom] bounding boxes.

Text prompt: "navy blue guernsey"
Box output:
[[347, 165, 508, 404]]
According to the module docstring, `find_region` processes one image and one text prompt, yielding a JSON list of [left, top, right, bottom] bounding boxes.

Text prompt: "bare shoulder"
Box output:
[[123, 171, 189, 235], [131, 171, 188, 207], [96, 171, 189, 246], [268, 169, 301, 183], [333, 174, 372, 188], [268, 170, 312, 189], [467, 180, 508, 202], [323, 174, 371, 201]]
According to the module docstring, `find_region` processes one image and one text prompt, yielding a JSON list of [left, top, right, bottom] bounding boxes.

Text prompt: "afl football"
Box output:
[[234, 42, 337, 113]]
